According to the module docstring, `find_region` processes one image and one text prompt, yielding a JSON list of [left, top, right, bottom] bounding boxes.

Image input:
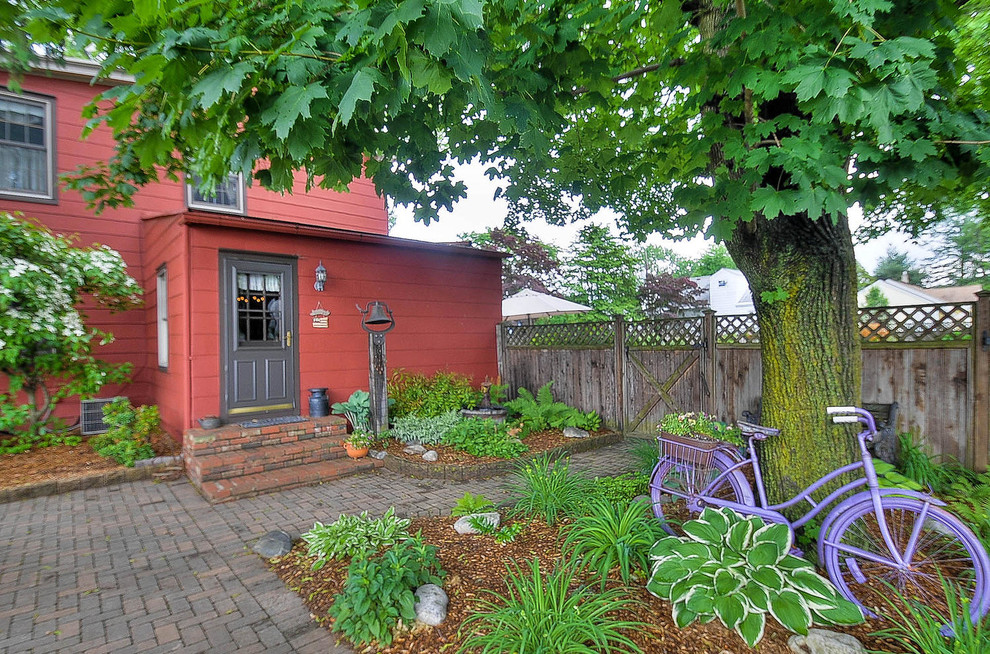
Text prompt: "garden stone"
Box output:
[[422, 450, 438, 462], [563, 426, 589, 438], [453, 512, 501, 535], [404, 443, 427, 455], [788, 629, 865, 654], [253, 530, 293, 558], [369, 449, 387, 460], [414, 584, 448, 626]]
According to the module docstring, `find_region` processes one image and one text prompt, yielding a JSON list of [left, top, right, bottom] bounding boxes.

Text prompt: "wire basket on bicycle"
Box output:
[[658, 431, 724, 469]]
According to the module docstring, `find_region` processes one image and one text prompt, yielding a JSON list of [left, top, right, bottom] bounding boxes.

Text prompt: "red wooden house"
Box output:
[[1, 60, 503, 499]]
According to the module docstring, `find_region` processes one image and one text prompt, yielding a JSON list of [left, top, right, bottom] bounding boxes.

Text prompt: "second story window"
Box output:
[[186, 173, 245, 214], [0, 90, 54, 201]]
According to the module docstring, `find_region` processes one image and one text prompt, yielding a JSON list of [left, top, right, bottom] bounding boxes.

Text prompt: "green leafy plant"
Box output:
[[331, 390, 372, 432], [443, 417, 528, 458], [647, 507, 863, 647], [329, 535, 445, 648], [301, 507, 410, 570], [457, 558, 645, 654], [874, 460, 925, 491], [451, 491, 496, 516], [871, 576, 990, 654], [343, 430, 371, 448], [659, 412, 743, 447], [0, 212, 141, 442], [89, 398, 158, 467], [943, 472, 990, 552], [466, 516, 525, 544], [509, 454, 591, 526], [388, 369, 481, 419], [389, 410, 461, 445], [563, 496, 665, 589], [503, 381, 600, 434], [592, 472, 650, 505]]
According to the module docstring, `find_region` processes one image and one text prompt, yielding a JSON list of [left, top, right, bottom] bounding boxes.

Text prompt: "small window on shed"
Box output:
[[186, 173, 245, 214], [718, 280, 727, 287], [157, 266, 168, 369]]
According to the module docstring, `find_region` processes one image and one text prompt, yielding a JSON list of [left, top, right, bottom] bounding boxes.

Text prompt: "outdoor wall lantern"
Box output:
[[314, 261, 327, 292], [358, 301, 396, 434]]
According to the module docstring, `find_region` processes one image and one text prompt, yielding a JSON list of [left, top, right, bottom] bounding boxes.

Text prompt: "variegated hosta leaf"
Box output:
[[736, 610, 766, 647], [777, 555, 816, 573], [742, 580, 770, 612], [646, 577, 672, 599], [812, 600, 864, 625], [769, 589, 812, 635], [685, 587, 716, 614], [714, 568, 744, 595], [651, 557, 687, 583], [789, 569, 840, 600], [672, 541, 713, 559], [672, 600, 699, 629], [650, 536, 680, 559], [682, 519, 722, 545], [699, 507, 731, 534], [714, 593, 747, 629], [753, 522, 793, 552], [747, 541, 783, 567], [670, 572, 713, 600], [726, 519, 753, 552], [751, 565, 785, 591]]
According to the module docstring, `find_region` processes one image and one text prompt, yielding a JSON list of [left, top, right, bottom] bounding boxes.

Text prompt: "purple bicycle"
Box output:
[[648, 406, 990, 623]]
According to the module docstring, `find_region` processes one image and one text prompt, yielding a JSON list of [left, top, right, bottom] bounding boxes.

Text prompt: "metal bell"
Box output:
[[364, 301, 393, 325]]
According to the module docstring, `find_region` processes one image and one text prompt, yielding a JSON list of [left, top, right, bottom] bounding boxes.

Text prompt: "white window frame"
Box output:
[[0, 89, 56, 202], [185, 172, 246, 214], [157, 266, 169, 369]]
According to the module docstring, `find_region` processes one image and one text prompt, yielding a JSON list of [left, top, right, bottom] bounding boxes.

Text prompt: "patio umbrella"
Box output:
[[502, 289, 592, 322]]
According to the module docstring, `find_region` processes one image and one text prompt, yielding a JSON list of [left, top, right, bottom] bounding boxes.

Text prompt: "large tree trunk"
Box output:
[[725, 212, 862, 504]]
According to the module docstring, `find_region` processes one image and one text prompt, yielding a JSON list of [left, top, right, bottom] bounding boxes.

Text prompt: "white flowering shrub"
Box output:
[[0, 212, 142, 448]]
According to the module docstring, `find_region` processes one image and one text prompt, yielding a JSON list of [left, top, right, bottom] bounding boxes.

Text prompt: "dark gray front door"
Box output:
[[220, 253, 298, 420]]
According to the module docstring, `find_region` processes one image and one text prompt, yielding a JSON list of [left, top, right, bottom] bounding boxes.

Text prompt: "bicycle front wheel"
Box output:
[[648, 450, 754, 536], [820, 496, 990, 623]]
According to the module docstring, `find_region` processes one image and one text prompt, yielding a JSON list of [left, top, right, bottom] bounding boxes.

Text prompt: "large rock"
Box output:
[[369, 449, 387, 460], [789, 629, 865, 654], [403, 443, 427, 455], [414, 584, 448, 626], [563, 426, 590, 438], [253, 530, 293, 558], [422, 450, 439, 462], [453, 512, 501, 535]]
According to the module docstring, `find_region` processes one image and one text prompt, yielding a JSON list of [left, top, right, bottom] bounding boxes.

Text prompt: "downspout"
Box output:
[[184, 221, 193, 429]]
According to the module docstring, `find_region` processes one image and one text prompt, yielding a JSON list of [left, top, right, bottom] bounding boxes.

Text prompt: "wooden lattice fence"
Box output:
[[497, 293, 990, 471]]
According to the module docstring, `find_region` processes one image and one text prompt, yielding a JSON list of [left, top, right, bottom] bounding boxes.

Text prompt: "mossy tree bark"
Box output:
[[725, 213, 862, 504]]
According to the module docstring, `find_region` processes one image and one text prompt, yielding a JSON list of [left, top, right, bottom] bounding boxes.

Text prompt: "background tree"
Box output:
[[461, 227, 562, 297], [856, 263, 874, 290], [0, 212, 142, 446], [923, 212, 990, 287], [637, 273, 704, 319], [11, 0, 989, 498], [670, 244, 737, 278], [863, 287, 890, 308], [873, 247, 927, 285], [564, 225, 642, 320]]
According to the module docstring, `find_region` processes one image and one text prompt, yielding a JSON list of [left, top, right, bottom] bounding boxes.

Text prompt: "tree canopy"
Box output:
[[873, 246, 927, 285]]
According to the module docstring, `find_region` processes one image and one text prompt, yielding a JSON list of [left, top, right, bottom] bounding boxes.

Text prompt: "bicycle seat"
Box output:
[[737, 420, 780, 440]]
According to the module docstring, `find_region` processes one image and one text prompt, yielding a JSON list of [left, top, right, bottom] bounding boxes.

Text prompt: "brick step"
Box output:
[[196, 457, 384, 503], [187, 437, 348, 484], [184, 416, 347, 457]]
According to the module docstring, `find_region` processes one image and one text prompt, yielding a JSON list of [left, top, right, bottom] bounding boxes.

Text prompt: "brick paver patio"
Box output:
[[0, 440, 638, 653]]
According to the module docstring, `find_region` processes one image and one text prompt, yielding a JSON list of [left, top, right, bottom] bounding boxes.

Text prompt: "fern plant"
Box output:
[[504, 381, 600, 434], [451, 491, 496, 516]]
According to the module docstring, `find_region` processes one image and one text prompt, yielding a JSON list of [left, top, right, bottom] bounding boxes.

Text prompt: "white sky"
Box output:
[[389, 161, 930, 274]]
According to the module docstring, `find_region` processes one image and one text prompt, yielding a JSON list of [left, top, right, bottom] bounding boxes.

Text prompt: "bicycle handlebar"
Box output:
[[826, 406, 858, 414], [831, 416, 860, 424]]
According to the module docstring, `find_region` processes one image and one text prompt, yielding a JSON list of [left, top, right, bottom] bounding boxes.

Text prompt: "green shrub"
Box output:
[[331, 390, 372, 432], [457, 558, 645, 654], [871, 576, 990, 654], [89, 398, 158, 467], [443, 418, 528, 458], [592, 472, 650, 504], [388, 369, 480, 418], [451, 491, 496, 516], [389, 410, 461, 445], [503, 381, 600, 434], [301, 507, 410, 570], [647, 507, 863, 647], [329, 535, 445, 648], [509, 455, 591, 526], [563, 496, 665, 589], [659, 412, 743, 447]]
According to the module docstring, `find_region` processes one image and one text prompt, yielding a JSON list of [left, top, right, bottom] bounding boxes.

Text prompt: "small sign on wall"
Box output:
[[310, 303, 331, 329]]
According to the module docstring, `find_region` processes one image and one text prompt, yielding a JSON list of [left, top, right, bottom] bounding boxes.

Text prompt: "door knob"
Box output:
[[286, 331, 292, 347]]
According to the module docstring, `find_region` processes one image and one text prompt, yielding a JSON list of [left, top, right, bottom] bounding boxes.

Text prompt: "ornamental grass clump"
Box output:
[[457, 558, 645, 654], [301, 507, 410, 570], [647, 507, 863, 647], [509, 454, 590, 526]]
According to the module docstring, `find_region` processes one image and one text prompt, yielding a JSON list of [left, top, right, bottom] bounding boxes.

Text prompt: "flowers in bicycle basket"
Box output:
[[659, 412, 743, 447]]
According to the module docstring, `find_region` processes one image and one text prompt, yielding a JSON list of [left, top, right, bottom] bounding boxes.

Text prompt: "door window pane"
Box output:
[[236, 272, 282, 343]]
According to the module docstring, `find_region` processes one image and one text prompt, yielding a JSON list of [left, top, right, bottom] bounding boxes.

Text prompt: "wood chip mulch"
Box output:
[[0, 430, 181, 491], [270, 515, 904, 654], [382, 428, 600, 465]]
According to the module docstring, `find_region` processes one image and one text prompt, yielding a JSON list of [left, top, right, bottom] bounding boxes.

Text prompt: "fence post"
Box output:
[[614, 315, 625, 433], [972, 292, 990, 472], [703, 309, 718, 416], [495, 323, 506, 387]]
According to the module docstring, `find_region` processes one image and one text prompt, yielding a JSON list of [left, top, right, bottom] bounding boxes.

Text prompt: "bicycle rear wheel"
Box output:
[[648, 449, 754, 536], [820, 496, 990, 623]]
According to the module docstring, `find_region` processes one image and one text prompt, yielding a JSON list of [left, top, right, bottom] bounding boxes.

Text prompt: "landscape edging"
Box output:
[[0, 455, 183, 503], [382, 432, 623, 480]]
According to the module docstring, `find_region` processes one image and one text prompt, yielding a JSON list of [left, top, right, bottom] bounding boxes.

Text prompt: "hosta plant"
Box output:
[[302, 507, 410, 569], [647, 507, 863, 647]]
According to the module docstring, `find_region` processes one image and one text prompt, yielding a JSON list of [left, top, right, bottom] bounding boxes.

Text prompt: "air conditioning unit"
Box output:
[[80, 397, 125, 435]]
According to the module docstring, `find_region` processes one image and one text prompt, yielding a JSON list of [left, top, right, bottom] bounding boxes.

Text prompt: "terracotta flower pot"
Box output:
[[343, 442, 369, 459]]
